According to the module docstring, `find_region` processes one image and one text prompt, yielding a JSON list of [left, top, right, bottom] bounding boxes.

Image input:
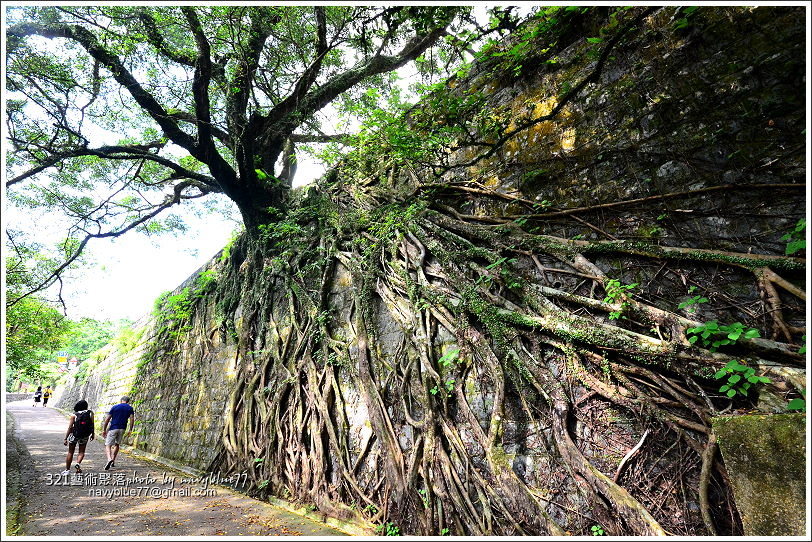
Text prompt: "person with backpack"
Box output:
[[62, 400, 95, 475], [42, 385, 53, 407], [32, 386, 42, 407]]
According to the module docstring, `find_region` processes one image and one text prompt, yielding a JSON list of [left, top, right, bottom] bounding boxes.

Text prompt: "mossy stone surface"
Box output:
[[712, 413, 806, 536]]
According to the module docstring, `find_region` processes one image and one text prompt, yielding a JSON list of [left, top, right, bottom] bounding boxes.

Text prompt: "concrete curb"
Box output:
[[4, 411, 28, 535]]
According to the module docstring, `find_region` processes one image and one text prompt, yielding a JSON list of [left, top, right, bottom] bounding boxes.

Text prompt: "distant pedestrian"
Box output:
[[62, 400, 95, 474], [42, 385, 53, 407], [32, 386, 42, 407], [101, 396, 135, 470]]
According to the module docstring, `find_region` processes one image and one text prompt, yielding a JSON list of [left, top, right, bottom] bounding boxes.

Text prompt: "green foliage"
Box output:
[[6, 4, 491, 300], [786, 389, 806, 412], [111, 325, 143, 353], [61, 317, 128, 360], [678, 295, 708, 311], [603, 279, 638, 320], [687, 321, 760, 352], [781, 218, 805, 255], [437, 349, 459, 367], [678, 287, 709, 312], [440, 528, 450, 536], [673, 6, 699, 30], [477, 256, 522, 289], [430, 378, 456, 397], [375, 522, 401, 536], [417, 488, 429, 509], [152, 269, 218, 339], [219, 228, 243, 263], [73, 358, 99, 384], [5, 293, 70, 385], [481, 6, 583, 77], [713, 360, 770, 398], [591, 524, 606, 536]]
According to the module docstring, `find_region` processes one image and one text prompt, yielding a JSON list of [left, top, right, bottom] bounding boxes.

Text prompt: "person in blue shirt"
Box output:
[[101, 396, 135, 470]]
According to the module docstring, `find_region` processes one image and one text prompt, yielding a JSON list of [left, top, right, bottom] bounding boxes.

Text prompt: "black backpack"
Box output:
[[73, 410, 93, 439]]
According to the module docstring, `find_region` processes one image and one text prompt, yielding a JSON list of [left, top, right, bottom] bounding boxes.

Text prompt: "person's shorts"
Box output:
[[105, 428, 125, 446], [33, 397, 41, 402], [67, 433, 90, 445]]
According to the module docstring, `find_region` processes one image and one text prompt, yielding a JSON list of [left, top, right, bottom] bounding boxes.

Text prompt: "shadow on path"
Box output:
[[6, 401, 348, 536]]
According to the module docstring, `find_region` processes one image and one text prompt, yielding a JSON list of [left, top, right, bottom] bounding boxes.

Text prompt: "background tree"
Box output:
[[5, 5, 518, 305], [5, 294, 70, 388], [60, 316, 128, 360]]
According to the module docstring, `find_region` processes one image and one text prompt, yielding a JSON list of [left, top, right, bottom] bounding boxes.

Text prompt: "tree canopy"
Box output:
[[6, 5, 520, 305]]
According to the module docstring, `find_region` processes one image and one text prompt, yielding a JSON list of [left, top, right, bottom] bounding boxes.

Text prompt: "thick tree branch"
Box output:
[[254, 24, 449, 141], [7, 20, 240, 195], [137, 9, 196, 66], [7, 142, 220, 190], [7, 22, 197, 151], [181, 7, 216, 151]]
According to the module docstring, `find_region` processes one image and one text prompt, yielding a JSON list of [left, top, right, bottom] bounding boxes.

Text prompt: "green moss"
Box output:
[[712, 414, 805, 535], [489, 444, 514, 471]]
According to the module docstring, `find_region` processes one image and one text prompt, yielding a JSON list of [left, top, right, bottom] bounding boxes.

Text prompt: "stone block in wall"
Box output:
[[712, 413, 806, 536]]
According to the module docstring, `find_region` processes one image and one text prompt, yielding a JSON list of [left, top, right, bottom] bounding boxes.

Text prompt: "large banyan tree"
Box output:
[[7, 5, 807, 536]]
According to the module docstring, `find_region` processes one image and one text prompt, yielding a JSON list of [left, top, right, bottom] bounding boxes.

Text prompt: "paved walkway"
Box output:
[[6, 401, 348, 536]]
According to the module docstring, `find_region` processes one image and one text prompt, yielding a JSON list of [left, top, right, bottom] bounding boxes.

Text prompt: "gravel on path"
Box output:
[[6, 401, 349, 536]]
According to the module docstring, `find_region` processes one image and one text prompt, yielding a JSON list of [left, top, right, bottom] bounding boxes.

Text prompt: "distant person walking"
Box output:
[[101, 396, 135, 470], [62, 400, 95, 474], [32, 386, 42, 407], [42, 385, 53, 407]]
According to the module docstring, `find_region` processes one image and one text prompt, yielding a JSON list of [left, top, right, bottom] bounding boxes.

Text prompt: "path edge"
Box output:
[[5, 411, 34, 536], [122, 445, 372, 536], [17, 405, 372, 536]]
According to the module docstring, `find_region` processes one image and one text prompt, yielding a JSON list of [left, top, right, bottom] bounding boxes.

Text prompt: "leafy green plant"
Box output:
[[219, 228, 242, 262], [799, 335, 806, 355], [417, 488, 429, 508], [257, 480, 269, 490], [678, 286, 708, 312], [714, 360, 771, 398], [430, 378, 456, 398], [787, 389, 806, 412], [781, 218, 805, 255], [375, 522, 400, 536], [603, 279, 638, 320], [437, 349, 459, 367], [673, 6, 699, 30], [591, 524, 606, 536], [440, 528, 450, 536], [687, 321, 760, 351]]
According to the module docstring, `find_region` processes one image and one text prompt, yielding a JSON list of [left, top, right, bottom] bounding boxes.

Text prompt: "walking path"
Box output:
[[6, 401, 349, 536]]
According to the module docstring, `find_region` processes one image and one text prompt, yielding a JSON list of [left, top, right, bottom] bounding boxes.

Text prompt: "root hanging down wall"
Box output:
[[56, 6, 806, 536]]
